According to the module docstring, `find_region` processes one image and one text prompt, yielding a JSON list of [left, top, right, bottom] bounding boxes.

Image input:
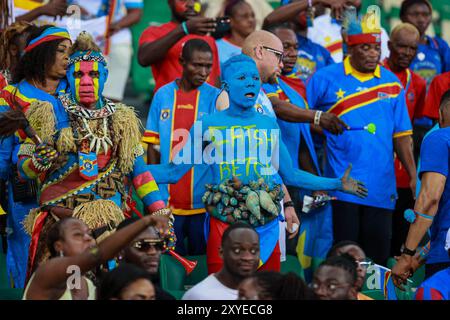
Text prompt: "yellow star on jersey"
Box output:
[[335, 88, 346, 100]]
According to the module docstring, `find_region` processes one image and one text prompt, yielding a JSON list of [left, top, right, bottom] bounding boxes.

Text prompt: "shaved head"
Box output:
[[242, 30, 284, 84]]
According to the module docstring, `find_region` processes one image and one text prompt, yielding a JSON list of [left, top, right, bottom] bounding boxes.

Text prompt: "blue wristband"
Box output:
[[181, 22, 189, 35]]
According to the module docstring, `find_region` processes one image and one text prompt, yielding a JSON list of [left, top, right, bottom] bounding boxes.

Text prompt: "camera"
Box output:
[[211, 16, 231, 39]]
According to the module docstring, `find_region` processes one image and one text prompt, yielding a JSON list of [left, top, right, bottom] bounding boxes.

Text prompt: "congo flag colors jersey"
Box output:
[[143, 81, 220, 215], [307, 57, 412, 210]]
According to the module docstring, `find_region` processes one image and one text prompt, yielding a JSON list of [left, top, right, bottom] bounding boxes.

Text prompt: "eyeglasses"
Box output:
[[310, 282, 351, 294], [132, 239, 165, 252], [262, 46, 284, 64]]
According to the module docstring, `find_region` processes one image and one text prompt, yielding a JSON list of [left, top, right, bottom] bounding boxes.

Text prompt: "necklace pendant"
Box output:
[[80, 139, 91, 154]]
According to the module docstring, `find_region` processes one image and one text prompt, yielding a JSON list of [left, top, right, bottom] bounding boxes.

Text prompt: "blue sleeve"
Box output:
[[306, 72, 325, 110], [393, 88, 413, 136], [133, 155, 192, 185], [436, 37, 450, 73], [143, 89, 161, 145], [419, 130, 449, 178], [0, 136, 13, 180], [124, 0, 143, 9], [275, 124, 342, 190]]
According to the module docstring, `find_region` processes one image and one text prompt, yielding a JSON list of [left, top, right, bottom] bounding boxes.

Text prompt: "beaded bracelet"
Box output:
[[31, 155, 52, 172]]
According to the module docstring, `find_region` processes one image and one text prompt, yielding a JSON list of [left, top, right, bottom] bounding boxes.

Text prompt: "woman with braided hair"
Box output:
[[23, 214, 169, 300], [0, 24, 72, 288]]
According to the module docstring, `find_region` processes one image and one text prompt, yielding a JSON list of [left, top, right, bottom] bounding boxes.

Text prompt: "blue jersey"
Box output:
[[263, 79, 317, 171], [410, 36, 450, 88], [294, 35, 335, 82], [415, 268, 450, 300], [143, 81, 220, 215], [419, 127, 450, 264], [216, 38, 242, 67], [307, 57, 412, 209]]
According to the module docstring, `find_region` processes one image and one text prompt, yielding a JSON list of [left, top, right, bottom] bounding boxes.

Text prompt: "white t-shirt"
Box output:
[[307, 12, 390, 63], [70, 0, 142, 45], [182, 274, 238, 300]]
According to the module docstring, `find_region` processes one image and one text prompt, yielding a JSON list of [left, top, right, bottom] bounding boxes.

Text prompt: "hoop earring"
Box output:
[[59, 250, 64, 257]]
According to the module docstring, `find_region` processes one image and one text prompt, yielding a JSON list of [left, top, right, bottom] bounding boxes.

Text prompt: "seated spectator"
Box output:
[[97, 263, 155, 300], [312, 254, 358, 300], [22, 215, 168, 300], [215, 0, 256, 65], [415, 228, 450, 300], [116, 217, 175, 300], [182, 222, 260, 300], [138, 0, 221, 92], [238, 271, 316, 300], [327, 241, 372, 300]]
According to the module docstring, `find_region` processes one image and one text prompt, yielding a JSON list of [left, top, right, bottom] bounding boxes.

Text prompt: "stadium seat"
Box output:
[[0, 288, 23, 300], [159, 254, 208, 299], [0, 236, 10, 289], [183, 255, 208, 289], [159, 254, 186, 292]]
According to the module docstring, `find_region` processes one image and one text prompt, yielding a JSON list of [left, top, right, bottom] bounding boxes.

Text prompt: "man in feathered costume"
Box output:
[[14, 32, 185, 279]]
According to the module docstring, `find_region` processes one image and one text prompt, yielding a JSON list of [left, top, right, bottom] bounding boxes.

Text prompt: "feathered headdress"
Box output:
[[343, 6, 381, 46], [68, 31, 107, 67]]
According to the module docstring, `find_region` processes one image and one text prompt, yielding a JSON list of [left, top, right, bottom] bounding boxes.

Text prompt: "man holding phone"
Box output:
[[138, 0, 222, 92]]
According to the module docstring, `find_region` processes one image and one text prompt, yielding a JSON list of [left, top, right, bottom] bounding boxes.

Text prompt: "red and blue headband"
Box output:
[[24, 27, 71, 53]]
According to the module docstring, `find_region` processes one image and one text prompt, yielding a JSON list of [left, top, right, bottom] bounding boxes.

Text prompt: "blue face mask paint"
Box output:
[[222, 55, 261, 110]]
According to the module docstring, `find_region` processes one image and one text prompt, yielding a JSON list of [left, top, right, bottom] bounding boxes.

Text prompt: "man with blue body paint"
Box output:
[[170, 53, 368, 274]]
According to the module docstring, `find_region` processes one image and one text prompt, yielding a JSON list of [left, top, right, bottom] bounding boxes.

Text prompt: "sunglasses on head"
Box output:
[[262, 46, 284, 64], [132, 239, 165, 252]]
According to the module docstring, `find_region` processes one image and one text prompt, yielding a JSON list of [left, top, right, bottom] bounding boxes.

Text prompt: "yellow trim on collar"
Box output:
[[344, 56, 381, 82]]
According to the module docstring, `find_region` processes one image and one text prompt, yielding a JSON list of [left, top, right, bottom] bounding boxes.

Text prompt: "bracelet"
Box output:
[[181, 21, 189, 35], [31, 155, 52, 172], [404, 209, 434, 223], [314, 110, 322, 126], [151, 207, 174, 222], [17, 143, 35, 157], [284, 201, 295, 208]]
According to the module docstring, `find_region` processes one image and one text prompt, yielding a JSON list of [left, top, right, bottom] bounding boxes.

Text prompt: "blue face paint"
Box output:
[[222, 55, 261, 110]]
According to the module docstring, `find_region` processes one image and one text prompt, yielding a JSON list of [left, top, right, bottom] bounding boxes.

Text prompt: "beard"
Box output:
[[267, 73, 278, 84]]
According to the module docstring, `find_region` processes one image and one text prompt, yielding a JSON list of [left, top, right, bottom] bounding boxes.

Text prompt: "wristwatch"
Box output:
[[284, 201, 295, 208], [400, 244, 416, 256]]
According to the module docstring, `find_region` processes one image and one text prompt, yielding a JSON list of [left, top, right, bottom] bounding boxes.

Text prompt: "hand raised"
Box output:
[[340, 164, 368, 198]]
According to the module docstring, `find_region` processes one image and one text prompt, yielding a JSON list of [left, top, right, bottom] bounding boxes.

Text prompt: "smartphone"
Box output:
[[211, 16, 231, 39]]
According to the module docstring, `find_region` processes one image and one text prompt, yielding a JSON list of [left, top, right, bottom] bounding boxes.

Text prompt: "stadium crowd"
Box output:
[[0, 0, 449, 301]]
